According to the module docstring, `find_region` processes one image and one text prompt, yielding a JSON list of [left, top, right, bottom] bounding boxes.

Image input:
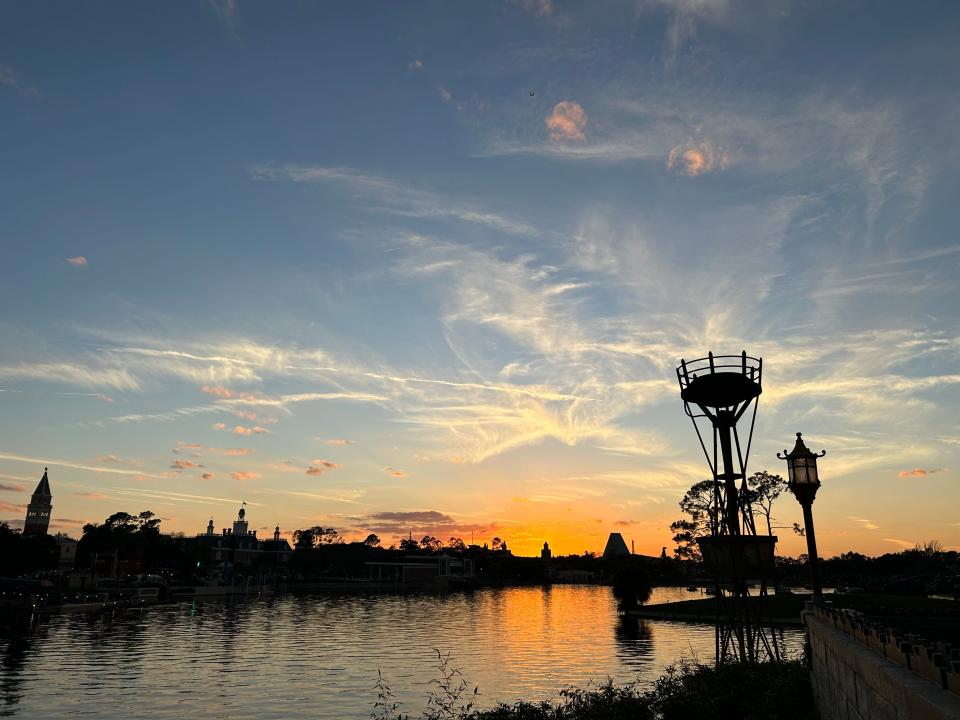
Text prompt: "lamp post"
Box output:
[[778, 432, 826, 598]]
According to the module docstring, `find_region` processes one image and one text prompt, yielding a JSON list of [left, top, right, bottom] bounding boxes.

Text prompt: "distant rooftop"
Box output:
[[602, 532, 630, 558]]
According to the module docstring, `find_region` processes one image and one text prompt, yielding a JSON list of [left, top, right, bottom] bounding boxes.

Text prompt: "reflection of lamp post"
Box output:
[[778, 433, 826, 597]]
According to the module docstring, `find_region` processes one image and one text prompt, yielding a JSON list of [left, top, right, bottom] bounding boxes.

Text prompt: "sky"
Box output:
[[1, 1, 959, 558]]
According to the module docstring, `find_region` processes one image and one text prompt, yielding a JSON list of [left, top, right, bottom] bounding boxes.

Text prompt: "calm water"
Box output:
[[0, 586, 803, 719]]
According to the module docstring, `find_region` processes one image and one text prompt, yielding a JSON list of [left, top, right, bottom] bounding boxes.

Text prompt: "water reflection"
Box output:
[[0, 586, 804, 718]]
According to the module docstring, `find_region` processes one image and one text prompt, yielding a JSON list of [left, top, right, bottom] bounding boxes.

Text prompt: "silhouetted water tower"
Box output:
[[677, 351, 780, 663]]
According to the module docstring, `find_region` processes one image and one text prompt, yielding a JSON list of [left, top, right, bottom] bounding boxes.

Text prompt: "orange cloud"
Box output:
[[384, 466, 408, 478], [224, 448, 252, 456], [324, 438, 356, 446], [230, 471, 260, 481], [98, 454, 119, 463], [65, 256, 88, 266], [232, 425, 268, 436], [171, 459, 201, 470], [202, 385, 233, 398], [306, 460, 341, 476], [213, 422, 226, 430], [234, 409, 257, 421], [667, 139, 730, 176], [201, 472, 215, 480], [546, 101, 587, 142], [897, 467, 943, 477]]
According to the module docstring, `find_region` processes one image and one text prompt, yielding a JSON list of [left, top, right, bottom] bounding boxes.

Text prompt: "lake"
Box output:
[[0, 586, 804, 718]]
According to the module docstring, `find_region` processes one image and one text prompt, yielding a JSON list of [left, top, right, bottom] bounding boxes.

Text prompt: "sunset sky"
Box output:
[[1, 1, 959, 557]]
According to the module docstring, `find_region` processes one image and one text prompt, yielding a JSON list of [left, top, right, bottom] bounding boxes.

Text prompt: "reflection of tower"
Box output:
[[677, 351, 780, 664], [24, 468, 52, 536], [233, 506, 248, 536]]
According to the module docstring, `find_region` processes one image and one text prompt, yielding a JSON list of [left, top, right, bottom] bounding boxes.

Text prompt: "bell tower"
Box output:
[[232, 505, 249, 535], [24, 468, 52, 536]]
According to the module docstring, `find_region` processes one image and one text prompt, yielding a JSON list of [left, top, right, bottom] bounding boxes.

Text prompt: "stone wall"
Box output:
[[804, 604, 960, 719]]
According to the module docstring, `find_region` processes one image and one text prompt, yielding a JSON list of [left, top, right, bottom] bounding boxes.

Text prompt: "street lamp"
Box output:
[[778, 432, 826, 597]]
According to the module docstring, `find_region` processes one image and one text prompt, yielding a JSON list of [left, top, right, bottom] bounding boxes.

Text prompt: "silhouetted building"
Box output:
[[602, 532, 630, 558], [259, 525, 292, 563], [541, 541, 552, 559], [23, 468, 52, 536], [57, 533, 77, 570], [366, 554, 474, 586], [194, 510, 291, 574]]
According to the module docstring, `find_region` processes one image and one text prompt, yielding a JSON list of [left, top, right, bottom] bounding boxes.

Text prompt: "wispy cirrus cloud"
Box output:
[[510, 0, 554, 17], [0, 362, 140, 392], [251, 164, 541, 237], [882, 538, 915, 549], [0, 65, 41, 98], [847, 516, 880, 531], [207, 0, 239, 36], [74, 491, 109, 500], [0, 452, 164, 479]]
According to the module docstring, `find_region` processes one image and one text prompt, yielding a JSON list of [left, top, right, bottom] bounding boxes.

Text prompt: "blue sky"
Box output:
[[1, 0, 959, 556]]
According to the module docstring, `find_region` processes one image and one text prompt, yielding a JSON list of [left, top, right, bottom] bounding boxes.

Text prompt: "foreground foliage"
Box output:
[[372, 656, 814, 720]]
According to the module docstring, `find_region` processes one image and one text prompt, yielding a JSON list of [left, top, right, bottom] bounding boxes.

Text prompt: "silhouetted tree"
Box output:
[[420, 535, 442, 552], [491, 537, 503, 551], [669, 473, 795, 560], [668, 480, 714, 560], [742, 471, 787, 536], [293, 526, 343, 549], [77, 509, 167, 572], [137, 510, 161, 534], [399, 537, 420, 552], [669, 519, 701, 561], [293, 527, 316, 550], [611, 565, 654, 611], [317, 527, 343, 545], [363, 533, 381, 547], [447, 537, 466, 552]]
